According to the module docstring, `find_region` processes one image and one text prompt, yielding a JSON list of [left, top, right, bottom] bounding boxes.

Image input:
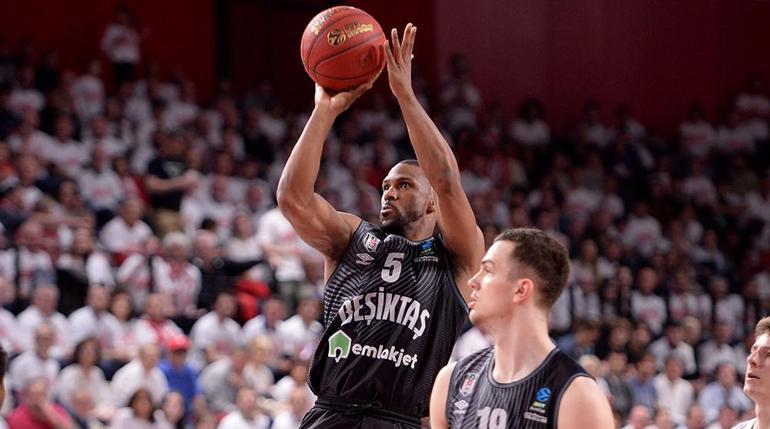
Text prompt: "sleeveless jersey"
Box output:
[[446, 347, 590, 428], [308, 221, 467, 417]]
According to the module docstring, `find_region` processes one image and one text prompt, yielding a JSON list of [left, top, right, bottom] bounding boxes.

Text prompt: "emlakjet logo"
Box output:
[[327, 330, 418, 369]]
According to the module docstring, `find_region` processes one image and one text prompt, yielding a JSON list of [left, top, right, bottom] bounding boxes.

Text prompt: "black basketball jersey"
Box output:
[[446, 347, 590, 428], [308, 221, 468, 416]]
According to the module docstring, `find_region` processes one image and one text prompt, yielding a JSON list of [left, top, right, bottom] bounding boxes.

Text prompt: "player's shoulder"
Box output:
[[557, 376, 613, 429], [732, 418, 757, 429]]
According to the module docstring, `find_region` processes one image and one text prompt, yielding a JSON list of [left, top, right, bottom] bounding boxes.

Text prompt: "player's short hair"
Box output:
[[397, 159, 420, 167], [494, 227, 570, 309], [755, 316, 770, 337]]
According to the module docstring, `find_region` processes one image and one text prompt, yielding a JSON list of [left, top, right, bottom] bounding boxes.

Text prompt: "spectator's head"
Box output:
[[626, 405, 651, 429], [714, 322, 732, 344], [193, 230, 218, 262], [467, 228, 570, 328], [119, 197, 144, 225], [263, 298, 286, 326], [18, 220, 44, 251], [709, 276, 729, 299], [213, 291, 236, 319], [683, 316, 702, 346], [73, 337, 101, 368], [54, 113, 73, 141], [716, 406, 737, 428], [664, 355, 684, 380], [654, 408, 675, 429], [166, 335, 190, 368], [745, 316, 770, 404], [664, 321, 684, 345], [22, 377, 52, 413], [636, 353, 657, 379], [110, 290, 134, 322], [163, 232, 191, 262], [231, 211, 254, 239], [71, 227, 95, 256], [160, 131, 186, 159], [246, 183, 266, 210], [90, 115, 109, 139], [607, 350, 627, 376], [685, 405, 706, 429], [290, 361, 309, 383], [235, 386, 259, 419], [33, 323, 55, 357], [288, 386, 310, 417], [138, 343, 161, 371], [230, 346, 249, 374], [574, 319, 600, 346], [715, 362, 737, 389], [209, 175, 228, 203], [636, 267, 657, 294], [33, 285, 59, 316], [249, 336, 274, 366], [144, 293, 168, 322], [128, 388, 156, 421], [161, 391, 185, 426], [577, 354, 602, 379], [90, 143, 109, 169], [297, 296, 321, 324], [378, 159, 438, 236]]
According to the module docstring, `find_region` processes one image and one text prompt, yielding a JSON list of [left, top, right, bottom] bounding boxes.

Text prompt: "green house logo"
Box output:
[[328, 330, 352, 362]]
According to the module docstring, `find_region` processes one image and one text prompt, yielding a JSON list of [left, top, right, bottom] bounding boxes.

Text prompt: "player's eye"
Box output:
[[382, 184, 390, 191], [400, 183, 410, 189]]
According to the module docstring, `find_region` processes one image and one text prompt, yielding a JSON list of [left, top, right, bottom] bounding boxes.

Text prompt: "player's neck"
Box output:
[[490, 312, 553, 384], [756, 404, 770, 429], [399, 219, 435, 242]]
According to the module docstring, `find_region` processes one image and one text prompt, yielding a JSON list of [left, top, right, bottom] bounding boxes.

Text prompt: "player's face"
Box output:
[[380, 164, 430, 234], [744, 333, 770, 401], [467, 241, 517, 328]]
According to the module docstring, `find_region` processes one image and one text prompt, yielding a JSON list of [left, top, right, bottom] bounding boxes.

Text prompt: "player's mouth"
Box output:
[[468, 300, 476, 309], [747, 373, 760, 380], [381, 204, 396, 216]]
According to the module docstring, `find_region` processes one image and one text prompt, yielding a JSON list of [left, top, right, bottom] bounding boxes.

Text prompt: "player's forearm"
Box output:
[[276, 107, 334, 209], [397, 94, 462, 192]]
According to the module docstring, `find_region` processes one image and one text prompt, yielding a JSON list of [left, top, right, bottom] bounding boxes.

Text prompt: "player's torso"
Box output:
[[309, 222, 467, 415], [447, 347, 589, 429]]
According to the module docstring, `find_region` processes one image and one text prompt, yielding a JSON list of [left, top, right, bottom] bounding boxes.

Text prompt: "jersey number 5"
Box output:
[[478, 407, 507, 429], [381, 252, 405, 283]]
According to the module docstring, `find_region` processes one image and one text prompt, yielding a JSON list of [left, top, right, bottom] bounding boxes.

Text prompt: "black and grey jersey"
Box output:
[[446, 347, 590, 428], [308, 221, 468, 417]]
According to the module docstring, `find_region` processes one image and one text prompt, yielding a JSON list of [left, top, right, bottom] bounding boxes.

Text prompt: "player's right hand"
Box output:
[[313, 70, 380, 117]]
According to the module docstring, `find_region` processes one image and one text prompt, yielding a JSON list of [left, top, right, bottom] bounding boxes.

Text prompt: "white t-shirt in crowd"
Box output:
[[152, 259, 201, 316], [16, 306, 71, 358], [679, 120, 716, 158], [101, 23, 140, 64], [110, 360, 169, 407], [8, 88, 44, 114], [257, 209, 307, 282], [7, 350, 59, 394], [68, 306, 122, 349], [276, 315, 322, 358], [216, 411, 270, 429], [510, 119, 550, 147], [630, 291, 666, 336], [72, 75, 105, 121], [99, 217, 153, 254], [189, 312, 241, 369]]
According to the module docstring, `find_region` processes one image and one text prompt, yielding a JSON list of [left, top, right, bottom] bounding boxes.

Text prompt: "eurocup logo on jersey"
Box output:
[[363, 232, 381, 252], [459, 373, 478, 397]]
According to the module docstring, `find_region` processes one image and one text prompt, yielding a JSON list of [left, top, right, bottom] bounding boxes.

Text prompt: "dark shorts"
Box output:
[[300, 398, 421, 429]]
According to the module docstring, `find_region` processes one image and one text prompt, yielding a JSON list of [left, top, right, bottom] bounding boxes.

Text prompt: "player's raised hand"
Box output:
[[385, 23, 417, 101], [314, 69, 380, 117]]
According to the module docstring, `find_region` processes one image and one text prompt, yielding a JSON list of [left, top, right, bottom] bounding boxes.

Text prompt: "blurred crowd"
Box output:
[[0, 5, 768, 429]]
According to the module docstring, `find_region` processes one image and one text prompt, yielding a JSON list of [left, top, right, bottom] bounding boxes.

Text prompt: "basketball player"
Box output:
[[278, 24, 484, 428], [734, 316, 770, 429], [430, 228, 614, 428]]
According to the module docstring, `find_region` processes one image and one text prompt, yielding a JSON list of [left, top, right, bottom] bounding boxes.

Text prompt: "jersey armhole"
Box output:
[[437, 234, 470, 313], [553, 373, 592, 428]]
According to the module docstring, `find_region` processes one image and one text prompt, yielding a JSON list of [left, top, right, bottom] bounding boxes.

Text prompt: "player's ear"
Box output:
[[426, 189, 437, 214], [512, 278, 535, 304]]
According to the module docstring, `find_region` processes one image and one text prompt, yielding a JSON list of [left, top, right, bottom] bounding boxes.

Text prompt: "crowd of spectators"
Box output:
[[0, 7, 768, 429]]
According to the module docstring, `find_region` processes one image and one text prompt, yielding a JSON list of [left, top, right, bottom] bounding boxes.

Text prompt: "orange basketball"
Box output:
[[300, 6, 386, 93]]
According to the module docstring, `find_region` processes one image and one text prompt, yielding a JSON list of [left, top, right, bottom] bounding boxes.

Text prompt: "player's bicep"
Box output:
[[557, 377, 614, 429], [278, 192, 361, 260], [429, 362, 455, 429]]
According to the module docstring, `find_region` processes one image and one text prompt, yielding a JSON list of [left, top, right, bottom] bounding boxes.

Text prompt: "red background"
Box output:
[[3, 0, 770, 131]]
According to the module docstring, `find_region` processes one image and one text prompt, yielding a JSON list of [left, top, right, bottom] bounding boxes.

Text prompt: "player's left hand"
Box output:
[[385, 23, 417, 101]]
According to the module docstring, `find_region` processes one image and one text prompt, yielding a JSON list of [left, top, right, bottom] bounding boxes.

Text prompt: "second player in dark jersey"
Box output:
[[277, 22, 484, 428], [446, 347, 589, 428], [430, 229, 613, 429]]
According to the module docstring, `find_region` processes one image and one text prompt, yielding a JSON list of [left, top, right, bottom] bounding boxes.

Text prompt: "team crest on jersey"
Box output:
[[459, 373, 478, 397], [363, 232, 381, 252]]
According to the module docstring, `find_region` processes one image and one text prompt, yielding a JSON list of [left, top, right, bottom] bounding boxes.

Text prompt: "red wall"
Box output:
[[0, 0, 215, 99], [435, 0, 770, 131]]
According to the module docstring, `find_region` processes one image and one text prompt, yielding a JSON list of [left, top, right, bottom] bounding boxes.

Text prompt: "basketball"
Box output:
[[300, 6, 386, 93]]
